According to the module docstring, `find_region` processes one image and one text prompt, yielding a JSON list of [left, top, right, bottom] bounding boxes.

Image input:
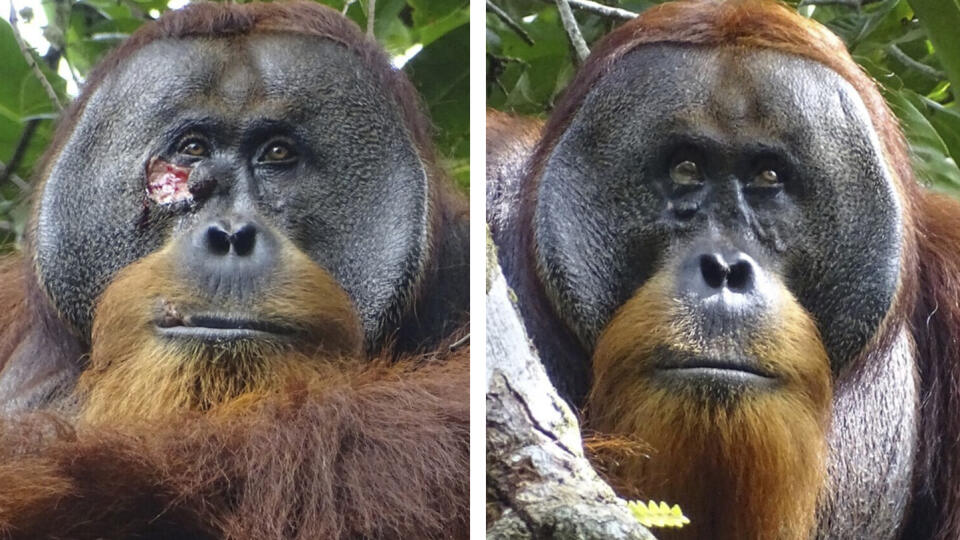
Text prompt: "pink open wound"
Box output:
[[146, 158, 192, 204]]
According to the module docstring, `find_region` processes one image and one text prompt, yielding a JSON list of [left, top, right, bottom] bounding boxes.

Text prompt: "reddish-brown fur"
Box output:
[[0, 3, 468, 538], [0, 257, 80, 408], [76, 235, 365, 424], [0, 223, 469, 540], [0, 258, 29, 371], [22, 0, 467, 356], [587, 271, 831, 539], [2, 2, 468, 403], [0, 349, 469, 539], [492, 0, 960, 537]]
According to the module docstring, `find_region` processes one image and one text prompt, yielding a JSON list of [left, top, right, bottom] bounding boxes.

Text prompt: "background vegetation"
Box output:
[[487, 0, 960, 197], [0, 0, 468, 248]]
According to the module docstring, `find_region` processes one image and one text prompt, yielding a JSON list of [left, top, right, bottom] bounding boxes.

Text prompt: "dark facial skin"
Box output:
[[535, 44, 902, 373], [34, 33, 429, 347]]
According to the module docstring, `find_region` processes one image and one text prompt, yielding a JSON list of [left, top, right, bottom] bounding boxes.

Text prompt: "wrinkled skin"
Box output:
[[491, 44, 917, 539], [35, 34, 430, 346], [0, 6, 470, 537], [535, 45, 900, 373]]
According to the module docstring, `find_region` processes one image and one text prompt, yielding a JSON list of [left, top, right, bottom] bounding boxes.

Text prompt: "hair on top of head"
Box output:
[[535, 0, 913, 199]]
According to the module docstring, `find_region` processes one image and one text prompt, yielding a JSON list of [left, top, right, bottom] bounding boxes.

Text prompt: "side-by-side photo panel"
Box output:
[[0, 1, 468, 538], [487, 0, 960, 538], [5, 0, 960, 537]]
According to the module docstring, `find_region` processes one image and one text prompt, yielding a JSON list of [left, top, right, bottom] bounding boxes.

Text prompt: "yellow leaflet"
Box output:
[[626, 499, 691, 529]]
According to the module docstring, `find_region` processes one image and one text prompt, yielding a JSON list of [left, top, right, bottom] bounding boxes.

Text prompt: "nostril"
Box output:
[[699, 254, 729, 290], [205, 226, 231, 256], [231, 224, 257, 257], [727, 260, 754, 292]]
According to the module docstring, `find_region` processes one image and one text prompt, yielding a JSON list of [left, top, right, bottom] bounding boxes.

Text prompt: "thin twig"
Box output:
[[488, 53, 523, 96], [487, 1, 535, 46], [62, 50, 83, 90], [798, 0, 884, 6], [556, 0, 589, 63], [0, 121, 38, 188], [886, 44, 946, 81], [366, 0, 375, 37], [0, 160, 30, 191], [8, 2, 63, 111], [449, 333, 470, 351], [549, 0, 637, 21], [342, 0, 356, 14], [121, 0, 149, 20], [798, 0, 860, 6], [0, 47, 62, 188]]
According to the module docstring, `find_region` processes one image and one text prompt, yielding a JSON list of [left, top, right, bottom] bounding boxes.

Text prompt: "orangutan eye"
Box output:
[[753, 168, 781, 187], [177, 137, 210, 158], [670, 160, 702, 186], [258, 141, 298, 164]]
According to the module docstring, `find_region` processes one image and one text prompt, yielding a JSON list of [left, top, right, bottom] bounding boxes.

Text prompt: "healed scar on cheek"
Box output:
[[146, 158, 193, 204]]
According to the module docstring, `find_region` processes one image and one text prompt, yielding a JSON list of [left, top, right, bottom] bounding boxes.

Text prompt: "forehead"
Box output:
[[96, 32, 379, 121], [580, 44, 876, 146]]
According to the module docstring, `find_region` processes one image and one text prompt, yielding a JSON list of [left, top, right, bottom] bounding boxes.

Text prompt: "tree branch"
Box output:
[[121, 0, 150, 20], [885, 44, 947, 81], [555, 0, 590, 64], [0, 44, 62, 188], [487, 1, 535, 46], [0, 160, 29, 192], [546, 0, 637, 21], [486, 236, 655, 539], [0, 121, 38, 188], [366, 0, 375, 37], [8, 3, 63, 112], [798, 0, 885, 6], [910, 0, 960, 101]]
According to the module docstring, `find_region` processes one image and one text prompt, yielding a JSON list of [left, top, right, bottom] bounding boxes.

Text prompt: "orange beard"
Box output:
[[585, 273, 832, 540], [77, 242, 363, 425]]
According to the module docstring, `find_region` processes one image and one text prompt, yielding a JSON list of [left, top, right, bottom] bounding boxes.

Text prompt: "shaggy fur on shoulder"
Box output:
[[0, 350, 469, 540]]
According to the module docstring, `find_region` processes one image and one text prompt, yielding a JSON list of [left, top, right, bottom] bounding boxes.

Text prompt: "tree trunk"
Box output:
[[485, 237, 656, 540]]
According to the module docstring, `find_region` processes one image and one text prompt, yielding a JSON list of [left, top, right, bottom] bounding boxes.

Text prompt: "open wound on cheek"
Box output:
[[146, 158, 193, 204]]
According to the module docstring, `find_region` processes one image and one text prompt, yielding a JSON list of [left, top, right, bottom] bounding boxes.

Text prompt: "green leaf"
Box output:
[[910, 0, 960, 101], [884, 87, 960, 196], [856, 54, 905, 91], [405, 22, 468, 180], [343, 0, 407, 50], [913, 95, 960, 170], [66, 3, 146, 76], [0, 19, 67, 181], [413, 7, 469, 48], [76, 0, 137, 22], [487, 7, 574, 112], [408, 0, 465, 26]]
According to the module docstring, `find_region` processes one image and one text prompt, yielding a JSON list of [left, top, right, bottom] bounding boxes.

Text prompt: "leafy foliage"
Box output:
[[0, 0, 468, 248], [487, 0, 960, 196]]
